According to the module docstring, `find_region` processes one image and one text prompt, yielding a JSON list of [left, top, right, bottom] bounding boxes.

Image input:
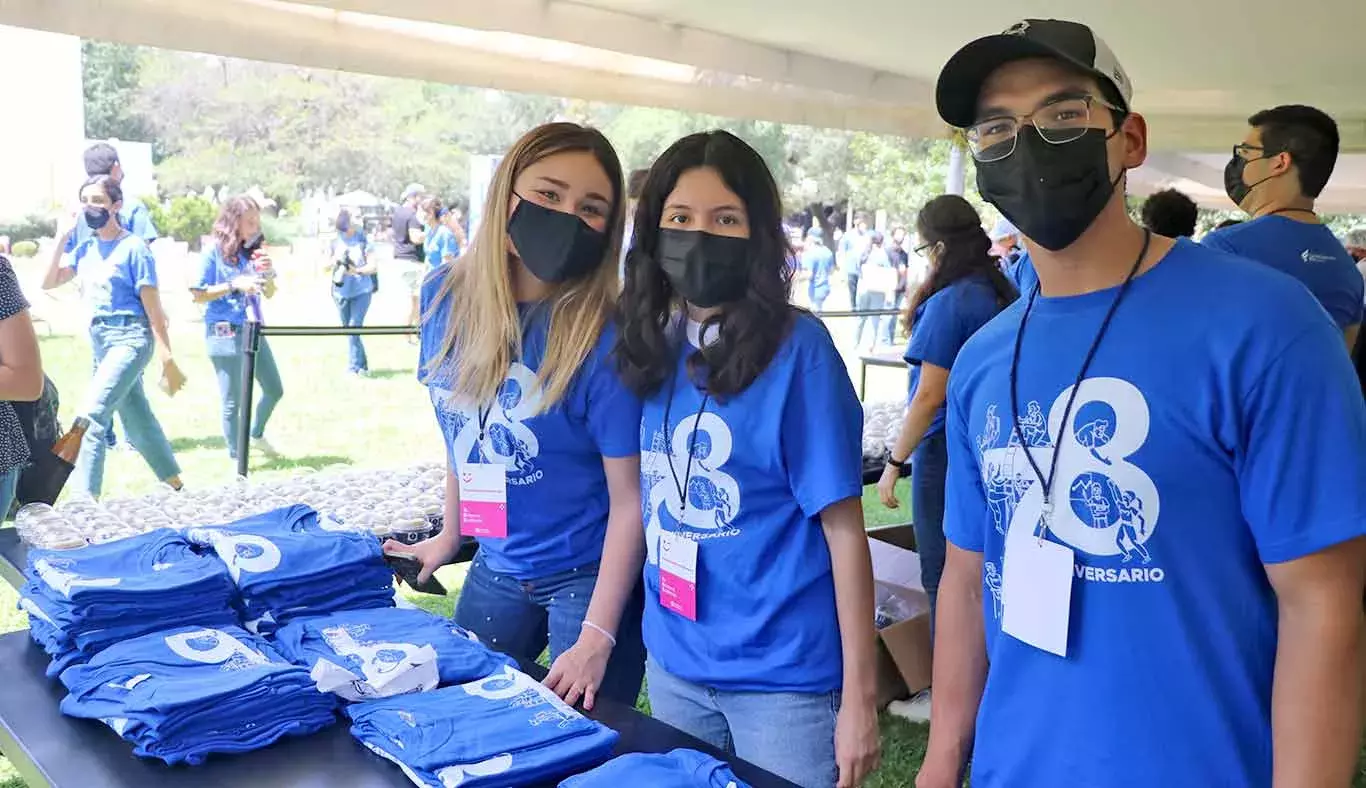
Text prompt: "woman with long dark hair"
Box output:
[[190, 196, 284, 462], [395, 122, 647, 708], [877, 195, 1016, 661], [547, 130, 880, 788], [42, 176, 184, 497]]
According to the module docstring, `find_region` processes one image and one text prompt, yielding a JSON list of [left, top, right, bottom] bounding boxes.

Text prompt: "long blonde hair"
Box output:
[[422, 122, 625, 414]]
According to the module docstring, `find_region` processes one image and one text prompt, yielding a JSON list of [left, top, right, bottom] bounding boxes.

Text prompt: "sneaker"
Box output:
[[251, 436, 281, 459], [887, 689, 932, 723]]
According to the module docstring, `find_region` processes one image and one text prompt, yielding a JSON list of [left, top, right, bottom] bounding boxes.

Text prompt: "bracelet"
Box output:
[[581, 619, 617, 647], [887, 457, 906, 468]]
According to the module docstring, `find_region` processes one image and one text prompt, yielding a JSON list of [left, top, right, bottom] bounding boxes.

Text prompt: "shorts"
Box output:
[[399, 262, 425, 296]]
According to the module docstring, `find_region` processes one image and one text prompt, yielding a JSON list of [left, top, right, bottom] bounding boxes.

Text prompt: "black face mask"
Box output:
[[84, 206, 112, 231], [976, 126, 1123, 252], [1223, 154, 1279, 209], [242, 232, 264, 256], [657, 229, 750, 308], [507, 197, 607, 283]]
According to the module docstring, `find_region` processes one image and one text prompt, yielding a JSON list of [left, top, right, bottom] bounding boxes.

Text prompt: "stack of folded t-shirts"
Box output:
[[273, 607, 517, 701], [349, 665, 619, 787], [186, 504, 395, 635], [59, 624, 339, 765], [559, 749, 753, 788], [20, 528, 239, 677]]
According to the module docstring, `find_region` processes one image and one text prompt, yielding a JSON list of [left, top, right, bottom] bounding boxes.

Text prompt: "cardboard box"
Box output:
[[868, 525, 933, 706]]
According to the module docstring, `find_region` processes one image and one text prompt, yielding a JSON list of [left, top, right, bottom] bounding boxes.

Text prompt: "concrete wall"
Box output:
[[0, 25, 83, 220]]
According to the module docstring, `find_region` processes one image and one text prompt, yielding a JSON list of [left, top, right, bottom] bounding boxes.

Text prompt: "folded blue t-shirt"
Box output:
[[349, 665, 618, 787], [560, 749, 752, 788]]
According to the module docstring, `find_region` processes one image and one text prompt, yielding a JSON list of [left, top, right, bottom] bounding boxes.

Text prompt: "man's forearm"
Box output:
[[1271, 602, 1364, 787], [925, 547, 989, 777]]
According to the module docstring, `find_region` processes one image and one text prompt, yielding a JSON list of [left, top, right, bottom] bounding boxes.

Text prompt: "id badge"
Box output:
[[212, 322, 236, 339], [457, 464, 507, 539], [658, 531, 699, 621], [1001, 532, 1074, 657]]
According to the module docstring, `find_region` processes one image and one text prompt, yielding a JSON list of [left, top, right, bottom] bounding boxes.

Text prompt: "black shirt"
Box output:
[[391, 205, 423, 262]]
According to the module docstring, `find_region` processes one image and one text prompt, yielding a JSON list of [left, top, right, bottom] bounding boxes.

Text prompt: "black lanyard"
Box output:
[[661, 361, 711, 510], [476, 404, 495, 443], [1008, 230, 1151, 533]]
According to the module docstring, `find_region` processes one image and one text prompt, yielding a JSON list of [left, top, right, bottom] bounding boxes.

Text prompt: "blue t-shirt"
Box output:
[[347, 666, 619, 787], [67, 234, 157, 321], [802, 245, 836, 291], [1203, 215, 1364, 329], [640, 313, 864, 693], [942, 239, 1366, 788], [904, 276, 1009, 440], [66, 197, 159, 252], [332, 230, 375, 300], [418, 277, 642, 580], [1006, 251, 1038, 296], [426, 225, 460, 270], [194, 245, 253, 328], [561, 749, 752, 788]]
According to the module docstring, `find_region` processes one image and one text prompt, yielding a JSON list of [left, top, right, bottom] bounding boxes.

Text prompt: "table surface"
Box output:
[[859, 350, 907, 367], [0, 534, 797, 788]]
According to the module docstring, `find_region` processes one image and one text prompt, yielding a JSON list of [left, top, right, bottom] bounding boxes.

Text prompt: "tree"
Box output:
[[81, 41, 152, 143]]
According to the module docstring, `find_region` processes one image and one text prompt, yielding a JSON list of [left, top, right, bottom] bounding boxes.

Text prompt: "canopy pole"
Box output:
[[946, 140, 967, 196]]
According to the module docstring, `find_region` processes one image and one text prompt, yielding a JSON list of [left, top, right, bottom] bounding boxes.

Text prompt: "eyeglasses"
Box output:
[[967, 95, 1125, 163], [914, 241, 934, 255], [1232, 143, 1279, 162]]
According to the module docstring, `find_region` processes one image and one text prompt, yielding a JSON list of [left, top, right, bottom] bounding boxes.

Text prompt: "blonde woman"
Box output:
[[390, 123, 646, 706]]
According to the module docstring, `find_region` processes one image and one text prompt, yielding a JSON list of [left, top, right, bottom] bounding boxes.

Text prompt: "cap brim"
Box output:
[[936, 34, 1103, 128]]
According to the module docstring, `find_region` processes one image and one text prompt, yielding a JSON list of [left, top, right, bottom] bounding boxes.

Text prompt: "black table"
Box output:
[[857, 351, 907, 400]]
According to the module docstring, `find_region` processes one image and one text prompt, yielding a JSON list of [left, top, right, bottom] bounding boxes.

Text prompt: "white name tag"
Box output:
[[658, 531, 699, 622], [457, 464, 507, 539], [1002, 534, 1074, 657]]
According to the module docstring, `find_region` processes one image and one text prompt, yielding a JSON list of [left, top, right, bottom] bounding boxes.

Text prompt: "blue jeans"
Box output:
[[912, 429, 948, 644], [454, 551, 646, 706], [646, 658, 840, 788], [335, 292, 371, 373], [855, 291, 886, 347], [72, 319, 181, 498], [0, 466, 19, 521], [206, 331, 283, 460], [884, 291, 905, 345]]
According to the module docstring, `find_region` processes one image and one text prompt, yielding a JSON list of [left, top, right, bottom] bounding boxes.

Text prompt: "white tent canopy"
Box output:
[[5, 0, 1365, 209]]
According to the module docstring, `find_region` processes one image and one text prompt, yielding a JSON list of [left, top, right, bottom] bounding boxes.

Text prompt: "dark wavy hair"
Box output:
[[79, 175, 123, 206], [212, 195, 260, 261], [615, 130, 794, 399], [902, 195, 1017, 334]]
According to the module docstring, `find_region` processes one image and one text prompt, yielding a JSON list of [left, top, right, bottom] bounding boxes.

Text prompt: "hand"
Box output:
[[877, 464, 902, 509], [543, 625, 614, 711], [231, 275, 262, 296], [381, 536, 461, 585], [914, 752, 965, 788], [160, 359, 187, 397], [834, 699, 881, 787]]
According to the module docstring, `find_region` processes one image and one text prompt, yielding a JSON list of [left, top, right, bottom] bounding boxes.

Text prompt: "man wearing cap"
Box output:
[[391, 183, 427, 329], [921, 18, 1366, 788]]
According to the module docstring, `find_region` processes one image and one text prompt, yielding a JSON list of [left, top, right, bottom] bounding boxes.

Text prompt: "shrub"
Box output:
[[0, 216, 57, 244], [260, 213, 302, 247], [149, 196, 216, 250], [10, 241, 38, 258]]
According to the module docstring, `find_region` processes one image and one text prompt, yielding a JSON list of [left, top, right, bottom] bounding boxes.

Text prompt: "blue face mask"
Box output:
[[84, 206, 112, 230]]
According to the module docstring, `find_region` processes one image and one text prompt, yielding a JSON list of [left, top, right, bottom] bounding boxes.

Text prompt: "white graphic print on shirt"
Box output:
[[642, 410, 741, 565], [977, 377, 1164, 619], [430, 362, 545, 485]]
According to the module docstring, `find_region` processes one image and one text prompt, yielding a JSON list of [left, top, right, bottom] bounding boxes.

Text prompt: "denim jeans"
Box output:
[[72, 319, 181, 498], [454, 551, 646, 705], [0, 466, 19, 521], [206, 331, 283, 460], [334, 292, 371, 373], [855, 291, 887, 348], [646, 658, 840, 788], [912, 429, 948, 644], [884, 291, 905, 345]]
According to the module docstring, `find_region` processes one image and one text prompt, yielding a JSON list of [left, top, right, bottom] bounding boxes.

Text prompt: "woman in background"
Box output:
[[190, 196, 284, 463], [551, 130, 880, 788], [421, 198, 461, 272], [877, 194, 1017, 673], [42, 176, 184, 497], [393, 122, 647, 707], [330, 209, 377, 377]]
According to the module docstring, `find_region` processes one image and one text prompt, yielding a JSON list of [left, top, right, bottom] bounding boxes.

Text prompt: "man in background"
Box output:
[[620, 169, 648, 282], [1141, 188, 1199, 238], [392, 183, 426, 332], [839, 213, 872, 309], [1203, 105, 1362, 350], [801, 227, 836, 314]]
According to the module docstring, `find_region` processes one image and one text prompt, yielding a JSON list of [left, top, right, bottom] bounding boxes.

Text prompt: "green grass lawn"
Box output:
[[2, 274, 1361, 785]]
